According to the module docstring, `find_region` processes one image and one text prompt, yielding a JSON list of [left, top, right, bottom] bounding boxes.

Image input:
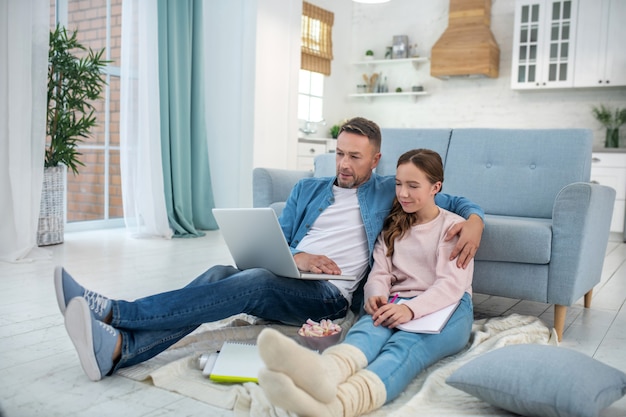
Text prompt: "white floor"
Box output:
[[1, 228, 625, 417]]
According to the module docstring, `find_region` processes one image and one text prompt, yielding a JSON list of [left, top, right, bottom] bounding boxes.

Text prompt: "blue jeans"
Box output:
[[110, 265, 349, 372], [343, 292, 473, 402]]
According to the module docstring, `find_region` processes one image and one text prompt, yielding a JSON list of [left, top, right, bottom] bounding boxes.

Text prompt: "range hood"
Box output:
[[430, 0, 500, 79]]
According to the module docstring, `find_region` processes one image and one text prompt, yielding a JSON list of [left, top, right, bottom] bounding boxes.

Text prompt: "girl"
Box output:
[[256, 148, 475, 417]]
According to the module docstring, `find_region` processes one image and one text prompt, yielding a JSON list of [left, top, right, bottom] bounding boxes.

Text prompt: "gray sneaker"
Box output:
[[54, 266, 111, 321], [65, 297, 119, 381]]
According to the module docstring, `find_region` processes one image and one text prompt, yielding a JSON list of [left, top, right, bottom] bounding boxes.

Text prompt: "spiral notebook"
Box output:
[[208, 342, 263, 384]]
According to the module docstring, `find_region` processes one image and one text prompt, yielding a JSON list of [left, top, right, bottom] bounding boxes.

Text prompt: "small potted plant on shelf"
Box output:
[[592, 105, 626, 148], [329, 124, 341, 139], [364, 49, 374, 60], [39, 25, 108, 246]]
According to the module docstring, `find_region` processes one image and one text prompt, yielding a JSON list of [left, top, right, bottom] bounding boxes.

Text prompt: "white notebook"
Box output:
[[208, 342, 263, 384], [396, 300, 460, 334]]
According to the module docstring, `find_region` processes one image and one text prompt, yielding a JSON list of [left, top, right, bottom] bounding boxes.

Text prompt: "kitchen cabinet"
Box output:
[[350, 57, 429, 100], [590, 152, 626, 234], [511, 0, 578, 89], [573, 0, 626, 87], [297, 138, 336, 171]]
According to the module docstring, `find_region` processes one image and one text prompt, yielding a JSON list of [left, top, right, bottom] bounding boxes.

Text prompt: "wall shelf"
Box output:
[[349, 91, 428, 102], [352, 57, 429, 100], [353, 57, 429, 70]]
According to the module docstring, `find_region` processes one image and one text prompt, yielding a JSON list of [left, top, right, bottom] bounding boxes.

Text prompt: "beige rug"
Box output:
[[118, 313, 557, 417]]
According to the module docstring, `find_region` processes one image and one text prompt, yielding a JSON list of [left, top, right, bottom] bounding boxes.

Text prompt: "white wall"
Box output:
[[321, 0, 626, 149], [204, 0, 256, 208], [253, 0, 302, 171], [207, 0, 626, 208], [205, 0, 301, 208]]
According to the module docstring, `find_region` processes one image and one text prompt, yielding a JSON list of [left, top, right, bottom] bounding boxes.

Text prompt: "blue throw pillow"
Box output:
[[446, 344, 626, 417]]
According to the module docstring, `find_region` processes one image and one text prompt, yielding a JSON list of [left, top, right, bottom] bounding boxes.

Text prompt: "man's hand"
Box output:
[[293, 252, 341, 275], [445, 214, 484, 269]]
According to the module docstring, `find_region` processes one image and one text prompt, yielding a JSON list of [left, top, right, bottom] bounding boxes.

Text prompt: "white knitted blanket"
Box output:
[[118, 313, 557, 417]]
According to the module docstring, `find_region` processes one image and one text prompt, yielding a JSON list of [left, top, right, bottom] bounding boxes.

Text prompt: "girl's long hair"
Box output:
[[382, 149, 444, 257]]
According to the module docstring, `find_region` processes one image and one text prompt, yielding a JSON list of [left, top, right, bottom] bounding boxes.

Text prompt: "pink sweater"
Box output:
[[364, 208, 474, 320]]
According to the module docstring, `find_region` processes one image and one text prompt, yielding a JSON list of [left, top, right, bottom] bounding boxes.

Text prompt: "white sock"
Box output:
[[258, 368, 387, 417], [258, 368, 342, 417], [336, 370, 387, 417], [257, 328, 367, 403]]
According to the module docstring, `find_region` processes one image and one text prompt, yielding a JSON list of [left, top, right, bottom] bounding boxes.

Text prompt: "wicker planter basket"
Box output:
[[37, 165, 66, 246]]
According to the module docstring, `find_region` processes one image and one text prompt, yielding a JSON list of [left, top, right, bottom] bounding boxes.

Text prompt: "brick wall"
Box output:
[[50, 0, 123, 222]]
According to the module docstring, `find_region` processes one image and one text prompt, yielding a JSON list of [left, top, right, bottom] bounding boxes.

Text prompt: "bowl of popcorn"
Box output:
[[297, 318, 342, 352]]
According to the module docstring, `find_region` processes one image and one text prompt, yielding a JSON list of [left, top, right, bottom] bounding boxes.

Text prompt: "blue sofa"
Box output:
[[253, 128, 616, 341]]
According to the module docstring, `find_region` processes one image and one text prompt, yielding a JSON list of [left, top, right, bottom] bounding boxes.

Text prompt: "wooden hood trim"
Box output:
[[430, 0, 500, 78]]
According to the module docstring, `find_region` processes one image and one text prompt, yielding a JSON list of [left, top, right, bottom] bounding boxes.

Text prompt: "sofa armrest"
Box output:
[[252, 167, 312, 209], [548, 182, 616, 305]]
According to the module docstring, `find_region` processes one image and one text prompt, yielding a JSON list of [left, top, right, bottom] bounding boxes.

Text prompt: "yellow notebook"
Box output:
[[209, 342, 263, 383]]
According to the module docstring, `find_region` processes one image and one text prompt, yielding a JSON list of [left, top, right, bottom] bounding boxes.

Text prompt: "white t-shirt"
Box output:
[[295, 186, 370, 303]]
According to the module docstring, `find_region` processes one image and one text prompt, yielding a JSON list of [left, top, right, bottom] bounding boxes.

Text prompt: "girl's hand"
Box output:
[[371, 303, 413, 328], [364, 295, 387, 315]]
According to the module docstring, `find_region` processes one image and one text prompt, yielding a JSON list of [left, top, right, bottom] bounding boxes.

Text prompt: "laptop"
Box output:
[[212, 208, 356, 281]]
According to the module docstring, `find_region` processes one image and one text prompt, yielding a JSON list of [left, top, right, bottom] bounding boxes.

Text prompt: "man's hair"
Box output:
[[339, 117, 382, 152]]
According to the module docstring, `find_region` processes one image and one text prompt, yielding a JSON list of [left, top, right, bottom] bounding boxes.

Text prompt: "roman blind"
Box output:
[[301, 2, 334, 76]]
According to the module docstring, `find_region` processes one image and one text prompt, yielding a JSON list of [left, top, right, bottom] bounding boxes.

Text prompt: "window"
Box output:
[[301, 2, 333, 76], [299, 2, 333, 126], [298, 69, 324, 123], [51, 0, 123, 230]]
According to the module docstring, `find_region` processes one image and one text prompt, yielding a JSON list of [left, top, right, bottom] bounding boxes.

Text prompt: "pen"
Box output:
[[389, 293, 399, 304]]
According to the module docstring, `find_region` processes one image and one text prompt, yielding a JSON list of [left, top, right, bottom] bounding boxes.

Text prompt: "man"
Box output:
[[56, 117, 484, 381]]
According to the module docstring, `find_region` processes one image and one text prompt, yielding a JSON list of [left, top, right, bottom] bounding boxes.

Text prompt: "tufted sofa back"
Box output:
[[443, 129, 591, 218], [315, 128, 592, 219]]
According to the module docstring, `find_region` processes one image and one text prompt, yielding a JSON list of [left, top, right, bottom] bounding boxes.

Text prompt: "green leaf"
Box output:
[[45, 24, 110, 175], [592, 104, 626, 129]]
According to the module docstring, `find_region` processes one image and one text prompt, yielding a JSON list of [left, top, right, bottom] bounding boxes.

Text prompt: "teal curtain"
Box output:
[[157, 0, 217, 237]]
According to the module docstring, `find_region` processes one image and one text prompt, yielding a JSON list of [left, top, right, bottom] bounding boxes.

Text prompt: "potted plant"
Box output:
[[329, 119, 349, 139], [38, 25, 108, 245], [365, 49, 374, 60], [592, 105, 626, 148]]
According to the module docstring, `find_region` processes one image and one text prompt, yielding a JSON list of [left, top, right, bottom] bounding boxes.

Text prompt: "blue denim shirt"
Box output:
[[278, 173, 485, 266]]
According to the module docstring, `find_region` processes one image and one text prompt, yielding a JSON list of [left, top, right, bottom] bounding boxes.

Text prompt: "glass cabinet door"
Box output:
[[512, 0, 577, 89], [546, 0, 573, 83], [515, 2, 541, 85]]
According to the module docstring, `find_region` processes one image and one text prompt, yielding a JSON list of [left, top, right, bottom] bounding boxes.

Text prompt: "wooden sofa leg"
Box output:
[[584, 289, 593, 308], [554, 305, 566, 342]]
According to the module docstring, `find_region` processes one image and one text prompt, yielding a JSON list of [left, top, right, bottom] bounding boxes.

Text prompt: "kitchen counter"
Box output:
[[592, 147, 626, 153]]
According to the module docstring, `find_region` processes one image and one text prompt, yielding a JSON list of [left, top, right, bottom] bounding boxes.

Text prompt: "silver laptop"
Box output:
[[212, 208, 356, 281]]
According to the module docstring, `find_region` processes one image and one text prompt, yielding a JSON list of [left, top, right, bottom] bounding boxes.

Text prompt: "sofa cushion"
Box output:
[[378, 128, 452, 176], [446, 344, 626, 417], [477, 215, 552, 264], [314, 153, 335, 177], [443, 129, 592, 218], [270, 202, 286, 217]]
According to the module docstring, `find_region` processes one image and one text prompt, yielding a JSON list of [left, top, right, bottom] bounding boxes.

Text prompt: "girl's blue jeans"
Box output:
[[110, 265, 349, 372], [343, 292, 473, 402]]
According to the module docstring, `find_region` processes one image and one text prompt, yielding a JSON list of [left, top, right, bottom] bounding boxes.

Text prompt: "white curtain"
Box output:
[[0, 0, 49, 262], [120, 0, 173, 239]]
